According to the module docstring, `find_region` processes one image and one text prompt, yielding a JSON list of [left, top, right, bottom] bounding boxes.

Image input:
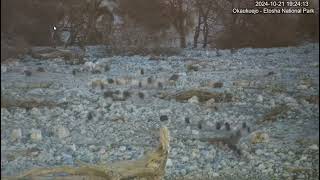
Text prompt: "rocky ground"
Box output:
[[1, 43, 319, 179]]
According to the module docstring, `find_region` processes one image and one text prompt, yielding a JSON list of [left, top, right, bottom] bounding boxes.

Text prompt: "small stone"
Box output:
[[198, 121, 202, 129], [160, 115, 169, 122], [119, 146, 126, 151], [107, 78, 114, 84], [192, 130, 199, 135], [255, 149, 264, 156], [123, 91, 131, 99], [308, 144, 319, 150], [212, 172, 219, 177], [91, 69, 102, 74], [11, 129, 22, 142], [62, 153, 73, 165], [188, 96, 199, 104], [104, 64, 110, 72], [206, 98, 216, 106], [257, 95, 264, 102], [24, 70, 32, 76], [216, 122, 221, 130], [157, 82, 163, 89], [100, 83, 105, 89], [30, 129, 42, 142], [300, 155, 308, 161], [191, 149, 199, 158], [270, 99, 276, 107], [99, 148, 106, 154], [70, 144, 77, 151], [224, 122, 230, 131], [185, 117, 190, 124], [72, 69, 77, 75], [182, 156, 189, 162], [147, 77, 153, 84], [267, 71, 275, 76], [55, 126, 70, 139], [242, 122, 247, 129], [87, 112, 94, 121], [166, 159, 173, 167], [1, 66, 7, 73], [180, 169, 187, 175], [169, 74, 179, 81], [104, 91, 114, 98], [258, 163, 266, 170], [138, 92, 145, 99], [297, 84, 309, 90], [37, 67, 45, 72]]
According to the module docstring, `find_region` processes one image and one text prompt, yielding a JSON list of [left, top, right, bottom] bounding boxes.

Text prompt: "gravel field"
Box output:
[[1, 43, 319, 179]]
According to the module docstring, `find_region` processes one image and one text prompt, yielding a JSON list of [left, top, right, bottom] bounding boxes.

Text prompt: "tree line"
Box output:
[[1, 0, 319, 49]]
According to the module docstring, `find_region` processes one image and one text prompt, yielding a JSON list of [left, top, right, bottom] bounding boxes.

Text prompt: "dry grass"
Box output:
[[259, 104, 290, 124], [266, 84, 287, 94], [10, 82, 53, 89], [1, 96, 59, 109], [2, 127, 170, 180], [186, 64, 199, 72], [91, 79, 106, 89], [172, 90, 232, 103]]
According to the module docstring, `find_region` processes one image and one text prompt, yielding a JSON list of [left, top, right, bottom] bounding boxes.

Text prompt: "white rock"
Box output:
[[206, 98, 216, 106], [297, 84, 309, 90], [30, 129, 42, 141], [181, 156, 189, 162], [11, 129, 22, 142], [55, 126, 70, 139], [300, 155, 308, 161], [188, 96, 199, 104], [192, 130, 199, 135], [212, 172, 219, 177], [258, 163, 266, 170], [166, 159, 173, 167], [257, 95, 264, 102], [31, 108, 41, 117], [70, 144, 77, 151], [270, 99, 276, 107], [308, 144, 319, 150], [119, 146, 126, 152], [1, 66, 7, 73], [255, 149, 264, 156], [192, 149, 199, 158]]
